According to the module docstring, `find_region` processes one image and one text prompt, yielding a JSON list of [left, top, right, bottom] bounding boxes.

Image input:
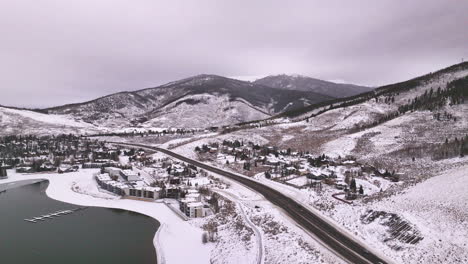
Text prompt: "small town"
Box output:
[[195, 140, 401, 201], [0, 134, 222, 219], [0, 133, 400, 227]]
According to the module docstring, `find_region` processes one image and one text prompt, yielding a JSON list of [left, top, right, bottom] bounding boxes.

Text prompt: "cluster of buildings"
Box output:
[[0, 134, 216, 219], [96, 170, 162, 200], [0, 135, 151, 181], [95, 159, 212, 218], [197, 140, 400, 200], [0, 134, 126, 174]]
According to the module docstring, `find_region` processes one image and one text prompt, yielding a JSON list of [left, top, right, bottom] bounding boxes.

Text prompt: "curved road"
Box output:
[[112, 142, 389, 264], [215, 190, 265, 264]]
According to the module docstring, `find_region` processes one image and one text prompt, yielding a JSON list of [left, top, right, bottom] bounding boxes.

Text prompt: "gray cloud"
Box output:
[[1, 0, 467, 107]]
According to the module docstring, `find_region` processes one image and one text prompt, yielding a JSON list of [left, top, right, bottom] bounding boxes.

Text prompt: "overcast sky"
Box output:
[[1, 0, 467, 108]]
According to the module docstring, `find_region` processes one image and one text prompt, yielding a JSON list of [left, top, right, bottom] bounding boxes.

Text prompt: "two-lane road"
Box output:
[[112, 142, 389, 264]]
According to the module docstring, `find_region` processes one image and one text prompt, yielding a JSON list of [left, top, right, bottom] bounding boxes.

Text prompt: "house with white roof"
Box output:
[[120, 169, 140, 181], [186, 192, 202, 202], [179, 190, 208, 218]]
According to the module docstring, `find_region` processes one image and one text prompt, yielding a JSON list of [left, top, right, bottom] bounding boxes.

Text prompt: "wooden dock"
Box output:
[[24, 207, 88, 223]]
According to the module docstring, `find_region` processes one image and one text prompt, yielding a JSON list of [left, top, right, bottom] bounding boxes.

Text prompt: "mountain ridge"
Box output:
[[254, 74, 373, 98], [43, 74, 335, 128], [0, 62, 466, 136]]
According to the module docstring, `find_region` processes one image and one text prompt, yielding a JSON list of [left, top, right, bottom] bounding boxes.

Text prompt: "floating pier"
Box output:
[[23, 207, 88, 223]]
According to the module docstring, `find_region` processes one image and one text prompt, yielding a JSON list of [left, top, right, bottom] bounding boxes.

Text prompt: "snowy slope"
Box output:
[[0, 106, 98, 136], [243, 62, 468, 158], [144, 94, 270, 128], [271, 62, 468, 123], [370, 164, 468, 263]]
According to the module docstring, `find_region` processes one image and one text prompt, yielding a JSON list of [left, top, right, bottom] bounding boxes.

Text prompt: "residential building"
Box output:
[[120, 169, 140, 181]]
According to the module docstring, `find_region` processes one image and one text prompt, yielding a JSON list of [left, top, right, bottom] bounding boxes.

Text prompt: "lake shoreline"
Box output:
[[0, 170, 211, 264], [1, 176, 162, 263], [0, 179, 159, 263]]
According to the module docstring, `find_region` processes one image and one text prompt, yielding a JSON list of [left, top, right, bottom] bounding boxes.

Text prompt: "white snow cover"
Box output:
[[168, 132, 269, 159], [0, 106, 99, 136], [207, 173, 343, 264], [371, 164, 468, 263], [145, 94, 270, 128], [1, 170, 210, 264], [0, 106, 92, 127]]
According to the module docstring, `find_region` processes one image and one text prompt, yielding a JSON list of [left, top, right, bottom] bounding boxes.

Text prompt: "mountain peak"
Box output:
[[160, 74, 243, 88], [279, 73, 308, 79]]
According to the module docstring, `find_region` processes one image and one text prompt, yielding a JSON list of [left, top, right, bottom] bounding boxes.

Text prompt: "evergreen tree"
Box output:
[[350, 178, 357, 192], [210, 194, 220, 213], [202, 233, 208, 244], [344, 174, 351, 185]]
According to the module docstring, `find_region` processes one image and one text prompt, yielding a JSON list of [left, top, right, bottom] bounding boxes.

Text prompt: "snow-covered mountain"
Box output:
[[215, 62, 468, 166], [254, 74, 373, 98], [44, 75, 333, 128], [229, 62, 468, 165], [277, 62, 468, 124]]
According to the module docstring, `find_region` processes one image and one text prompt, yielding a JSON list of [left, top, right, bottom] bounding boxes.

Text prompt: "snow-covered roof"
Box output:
[[143, 186, 161, 192], [108, 181, 128, 189], [180, 198, 197, 203], [186, 193, 201, 198], [122, 169, 138, 176], [96, 173, 112, 181], [187, 202, 203, 207]]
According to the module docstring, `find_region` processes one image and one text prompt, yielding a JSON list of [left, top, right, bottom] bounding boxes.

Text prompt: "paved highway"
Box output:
[[112, 142, 389, 264]]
